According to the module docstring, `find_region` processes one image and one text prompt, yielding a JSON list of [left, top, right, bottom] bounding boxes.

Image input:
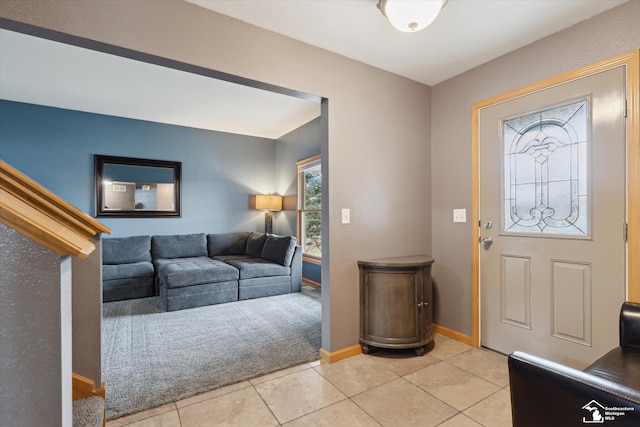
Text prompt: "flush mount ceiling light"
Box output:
[[378, 0, 448, 33]]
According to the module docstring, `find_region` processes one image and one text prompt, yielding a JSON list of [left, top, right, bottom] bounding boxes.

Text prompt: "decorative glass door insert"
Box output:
[[502, 98, 590, 237]]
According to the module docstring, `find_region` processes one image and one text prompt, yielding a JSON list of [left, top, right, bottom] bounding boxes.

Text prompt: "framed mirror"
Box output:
[[94, 155, 181, 217]]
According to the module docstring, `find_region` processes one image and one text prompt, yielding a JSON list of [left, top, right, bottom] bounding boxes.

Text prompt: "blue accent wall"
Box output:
[[302, 261, 321, 285], [0, 100, 278, 237]]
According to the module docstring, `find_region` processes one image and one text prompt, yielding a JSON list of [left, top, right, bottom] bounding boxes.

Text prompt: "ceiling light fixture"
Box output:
[[378, 0, 448, 33]]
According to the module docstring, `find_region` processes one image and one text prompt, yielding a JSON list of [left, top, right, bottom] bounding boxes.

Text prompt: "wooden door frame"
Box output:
[[471, 50, 640, 347]]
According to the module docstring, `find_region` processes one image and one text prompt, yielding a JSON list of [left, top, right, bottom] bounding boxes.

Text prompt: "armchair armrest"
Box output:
[[620, 302, 640, 348], [508, 351, 640, 427]]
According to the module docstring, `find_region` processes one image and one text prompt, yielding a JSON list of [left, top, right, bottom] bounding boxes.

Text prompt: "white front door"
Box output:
[[479, 66, 626, 367]]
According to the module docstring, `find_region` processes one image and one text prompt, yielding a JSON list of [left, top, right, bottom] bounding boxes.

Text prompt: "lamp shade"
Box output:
[[256, 194, 282, 211], [378, 0, 445, 33]]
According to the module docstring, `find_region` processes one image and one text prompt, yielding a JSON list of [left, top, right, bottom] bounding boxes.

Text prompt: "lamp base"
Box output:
[[264, 211, 273, 234]]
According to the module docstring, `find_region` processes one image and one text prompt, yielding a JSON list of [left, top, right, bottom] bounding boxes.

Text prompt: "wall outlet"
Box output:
[[453, 209, 466, 223], [341, 208, 350, 224]]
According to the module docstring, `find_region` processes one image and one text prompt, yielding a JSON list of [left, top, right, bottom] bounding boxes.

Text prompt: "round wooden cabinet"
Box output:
[[358, 255, 435, 356]]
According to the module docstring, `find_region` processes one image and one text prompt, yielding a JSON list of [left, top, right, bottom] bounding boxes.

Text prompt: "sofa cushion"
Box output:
[[225, 257, 291, 279], [103, 235, 151, 265], [162, 280, 238, 311], [212, 254, 252, 263], [103, 262, 154, 281], [261, 235, 297, 266], [238, 276, 292, 300], [155, 257, 239, 288], [103, 276, 155, 302], [245, 232, 267, 257], [152, 233, 207, 259], [207, 232, 250, 257]]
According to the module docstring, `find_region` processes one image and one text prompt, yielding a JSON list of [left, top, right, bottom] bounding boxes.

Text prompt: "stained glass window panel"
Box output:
[[502, 98, 589, 237]]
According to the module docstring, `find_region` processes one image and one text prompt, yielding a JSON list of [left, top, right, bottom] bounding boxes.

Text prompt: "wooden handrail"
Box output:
[[0, 160, 110, 258]]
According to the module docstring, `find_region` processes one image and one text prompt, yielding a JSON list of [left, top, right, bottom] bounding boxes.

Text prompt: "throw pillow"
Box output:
[[245, 232, 267, 257], [261, 235, 297, 266], [207, 232, 250, 256]]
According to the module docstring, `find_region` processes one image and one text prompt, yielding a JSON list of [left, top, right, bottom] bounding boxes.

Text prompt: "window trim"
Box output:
[[296, 154, 322, 262]]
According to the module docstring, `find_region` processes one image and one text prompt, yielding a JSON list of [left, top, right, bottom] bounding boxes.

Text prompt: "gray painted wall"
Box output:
[[1, 0, 636, 353], [72, 235, 103, 385], [0, 5, 634, 399], [0, 0, 432, 352], [430, 0, 640, 335], [0, 223, 73, 427], [274, 117, 322, 237]]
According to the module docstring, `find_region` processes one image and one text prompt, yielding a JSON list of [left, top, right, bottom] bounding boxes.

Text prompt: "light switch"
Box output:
[[341, 208, 350, 224], [453, 209, 466, 223]]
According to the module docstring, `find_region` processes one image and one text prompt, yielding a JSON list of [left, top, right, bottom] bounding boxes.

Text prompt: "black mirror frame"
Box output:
[[94, 155, 182, 218]]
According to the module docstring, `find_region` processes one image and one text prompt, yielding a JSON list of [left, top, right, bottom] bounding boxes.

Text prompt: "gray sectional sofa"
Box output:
[[102, 232, 302, 311], [102, 235, 155, 302]]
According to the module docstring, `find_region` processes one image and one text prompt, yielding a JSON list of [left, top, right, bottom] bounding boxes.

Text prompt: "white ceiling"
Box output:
[[0, 29, 321, 139], [187, 0, 627, 86]]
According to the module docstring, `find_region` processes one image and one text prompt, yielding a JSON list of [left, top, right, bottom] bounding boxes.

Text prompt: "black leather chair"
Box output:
[[508, 302, 640, 426]]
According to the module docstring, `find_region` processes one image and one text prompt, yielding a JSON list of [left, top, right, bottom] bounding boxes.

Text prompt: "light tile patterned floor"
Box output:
[[106, 334, 512, 427]]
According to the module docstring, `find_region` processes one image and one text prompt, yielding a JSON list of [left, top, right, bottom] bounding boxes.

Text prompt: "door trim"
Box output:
[[471, 50, 640, 347]]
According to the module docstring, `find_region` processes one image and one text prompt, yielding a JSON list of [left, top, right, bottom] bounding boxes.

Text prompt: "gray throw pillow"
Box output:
[[261, 235, 297, 266], [152, 233, 207, 259], [102, 235, 151, 265], [207, 232, 250, 256], [245, 232, 267, 257]]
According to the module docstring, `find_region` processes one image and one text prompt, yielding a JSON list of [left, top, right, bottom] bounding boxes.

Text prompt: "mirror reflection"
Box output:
[[95, 155, 181, 217]]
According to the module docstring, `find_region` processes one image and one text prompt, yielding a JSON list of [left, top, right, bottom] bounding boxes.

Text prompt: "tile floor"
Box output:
[[106, 334, 512, 427]]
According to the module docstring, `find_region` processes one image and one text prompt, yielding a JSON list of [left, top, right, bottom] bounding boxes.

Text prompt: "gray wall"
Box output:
[[430, 0, 640, 335], [0, 0, 432, 352], [1, 0, 637, 350], [72, 236, 103, 385], [0, 223, 73, 427], [274, 117, 322, 237]]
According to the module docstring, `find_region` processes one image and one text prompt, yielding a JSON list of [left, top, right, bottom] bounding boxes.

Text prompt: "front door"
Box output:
[[479, 66, 626, 367]]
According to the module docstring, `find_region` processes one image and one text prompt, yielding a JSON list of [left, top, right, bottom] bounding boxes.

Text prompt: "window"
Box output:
[[297, 155, 322, 260], [502, 98, 589, 237]]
